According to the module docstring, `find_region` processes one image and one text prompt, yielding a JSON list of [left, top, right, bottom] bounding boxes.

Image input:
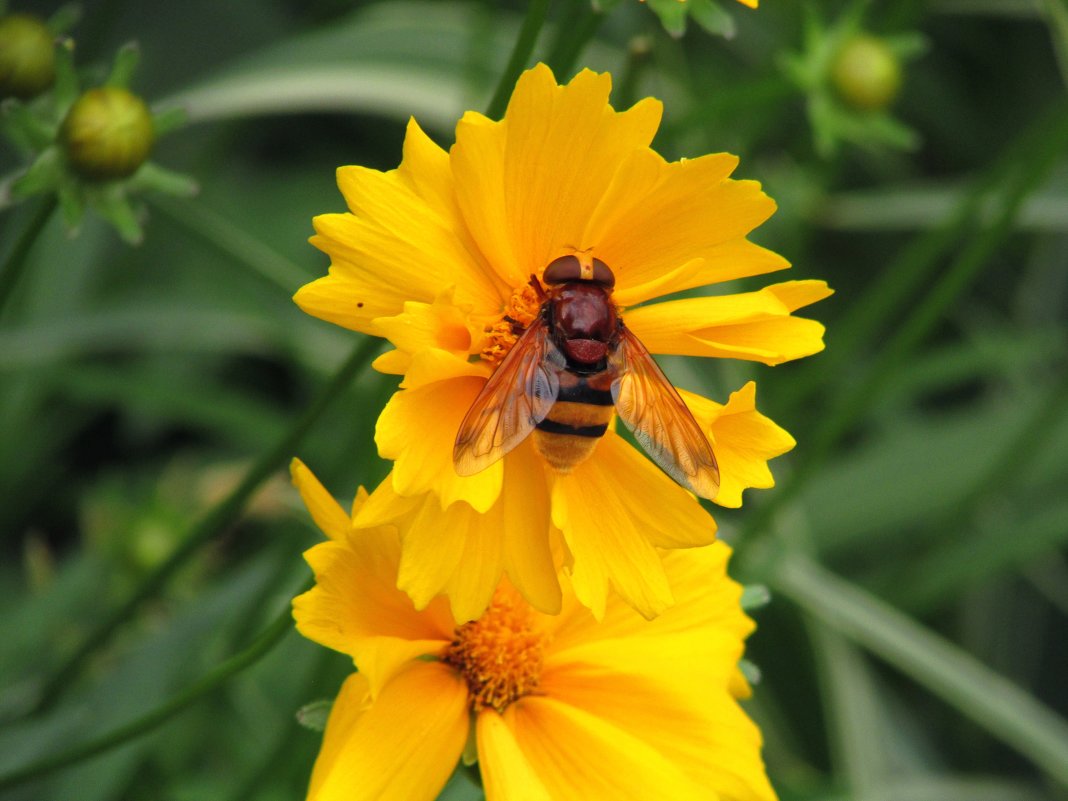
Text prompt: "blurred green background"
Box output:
[[2, 0, 1067, 799]]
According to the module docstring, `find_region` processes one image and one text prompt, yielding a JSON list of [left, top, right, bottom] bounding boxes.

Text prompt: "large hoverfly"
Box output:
[[453, 254, 720, 500]]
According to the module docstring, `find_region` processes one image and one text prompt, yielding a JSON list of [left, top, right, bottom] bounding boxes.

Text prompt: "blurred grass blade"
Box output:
[[807, 623, 886, 796], [772, 552, 1068, 787], [154, 1, 517, 133], [150, 195, 309, 293]]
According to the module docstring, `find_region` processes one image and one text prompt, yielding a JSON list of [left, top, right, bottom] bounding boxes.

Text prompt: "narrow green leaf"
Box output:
[[772, 552, 1068, 787]]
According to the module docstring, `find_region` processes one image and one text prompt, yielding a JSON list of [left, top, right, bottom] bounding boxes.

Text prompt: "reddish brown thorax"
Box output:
[[542, 254, 618, 367]]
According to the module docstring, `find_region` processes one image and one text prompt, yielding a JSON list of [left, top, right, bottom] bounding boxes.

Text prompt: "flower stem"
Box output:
[[544, 3, 604, 80], [28, 335, 380, 716], [0, 196, 57, 319], [485, 0, 551, 119], [0, 606, 294, 792]]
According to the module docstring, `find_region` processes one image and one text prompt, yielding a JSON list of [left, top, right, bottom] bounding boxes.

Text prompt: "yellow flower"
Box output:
[[296, 64, 829, 620], [291, 459, 777, 801]]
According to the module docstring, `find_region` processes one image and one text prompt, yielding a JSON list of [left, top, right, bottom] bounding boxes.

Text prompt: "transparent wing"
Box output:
[[610, 325, 720, 499], [454, 317, 565, 476]]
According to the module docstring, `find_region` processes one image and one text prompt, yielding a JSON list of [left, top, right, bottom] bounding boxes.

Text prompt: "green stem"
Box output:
[[771, 552, 1068, 787], [0, 607, 294, 792], [545, 3, 604, 80], [29, 336, 380, 715], [0, 196, 57, 319], [485, 0, 551, 120]]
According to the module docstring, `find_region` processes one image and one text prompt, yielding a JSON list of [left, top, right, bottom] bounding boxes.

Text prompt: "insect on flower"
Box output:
[[454, 253, 721, 499]]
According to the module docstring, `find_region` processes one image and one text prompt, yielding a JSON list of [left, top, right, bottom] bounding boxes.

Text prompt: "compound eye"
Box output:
[[543, 255, 581, 285], [591, 258, 615, 287]]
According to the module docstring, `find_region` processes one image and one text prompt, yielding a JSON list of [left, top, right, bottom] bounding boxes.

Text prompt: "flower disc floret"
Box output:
[[444, 589, 546, 713]]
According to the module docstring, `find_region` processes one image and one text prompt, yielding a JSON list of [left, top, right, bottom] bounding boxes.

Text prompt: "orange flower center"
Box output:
[[443, 590, 546, 713], [480, 282, 542, 367]]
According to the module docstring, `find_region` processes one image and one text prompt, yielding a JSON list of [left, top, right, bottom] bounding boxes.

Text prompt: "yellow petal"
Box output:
[[681, 382, 796, 508], [612, 240, 789, 309], [309, 662, 469, 801], [290, 458, 351, 541], [396, 118, 513, 303], [396, 494, 503, 622], [496, 440, 562, 616], [624, 280, 833, 365], [547, 542, 750, 650], [308, 673, 373, 800], [539, 666, 775, 801], [507, 696, 706, 800], [451, 64, 662, 290], [551, 432, 716, 620], [376, 374, 503, 513], [477, 710, 554, 801], [399, 347, 488, 391], [293, 528, 453, 696], [372, 289, 474, 366], [297, 120, 503, 335], [392, 440, 559, 621], [585, 149, 784, 300]]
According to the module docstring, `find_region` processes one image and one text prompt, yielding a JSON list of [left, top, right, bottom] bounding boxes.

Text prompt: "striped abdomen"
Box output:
[[531, 370, 615, 473]]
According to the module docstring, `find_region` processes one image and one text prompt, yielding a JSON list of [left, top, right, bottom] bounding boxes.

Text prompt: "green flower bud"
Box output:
[[831, 34, 902, 112], [0, 13, 56, 100], [60, 86, 155, 180]]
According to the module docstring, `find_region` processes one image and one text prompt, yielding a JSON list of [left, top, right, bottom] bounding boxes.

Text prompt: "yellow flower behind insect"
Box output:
[[290, 459, 777, 801], [296, 64, 829, 621]]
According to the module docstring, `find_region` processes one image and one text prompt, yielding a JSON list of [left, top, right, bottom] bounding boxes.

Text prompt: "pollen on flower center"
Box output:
[[443, 590, 546, 713], [480, 282, 542, 367]]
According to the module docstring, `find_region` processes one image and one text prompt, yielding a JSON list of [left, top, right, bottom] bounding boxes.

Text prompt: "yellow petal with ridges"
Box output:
[[388, 440, 558, 620], [681, 382, 796, 508], [452, 64, 662, 290], [551, 432, 716, 619], [612, 240, 789, 308], [508, 696, 707, 800], [496, 440, 562, 616], [372, 289, 473, 369], [290, 458, 351, 542], [308, 673, 373, 800], [586, 149, 781, 301], [297, 118, 505, 336], [398, 347, 488, 391], [309, 662, 469, 801], [624, 280, 832, 365], [293, 529, 453, 695], [396, 495, 501, 622], [541, 665, 775, 801], [477, 710, 555, 801], [376, 374, 503, 513], [548, 542, 749, 649]]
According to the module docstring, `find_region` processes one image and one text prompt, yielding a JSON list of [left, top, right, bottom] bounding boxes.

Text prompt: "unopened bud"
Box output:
[[831, 34, 902, 112], [0, 14, 56, 100], [61, 86, 155, 180]]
